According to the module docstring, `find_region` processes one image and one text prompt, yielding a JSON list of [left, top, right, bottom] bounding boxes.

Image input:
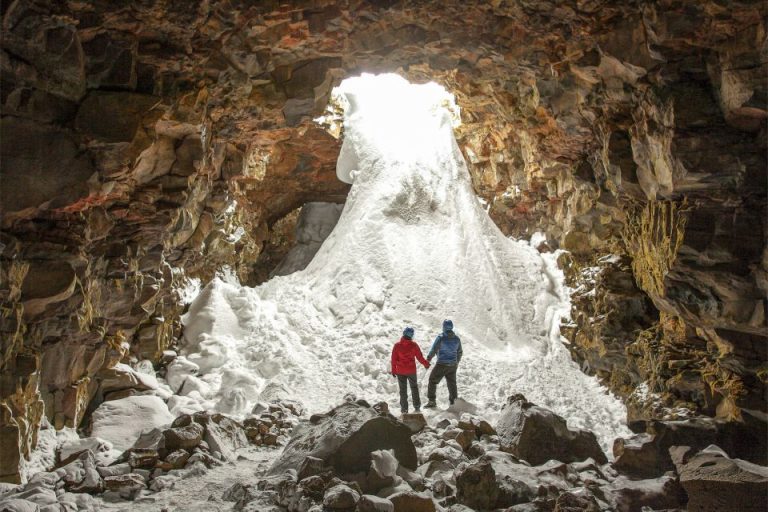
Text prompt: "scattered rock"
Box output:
[[388, 490, 436, 512]]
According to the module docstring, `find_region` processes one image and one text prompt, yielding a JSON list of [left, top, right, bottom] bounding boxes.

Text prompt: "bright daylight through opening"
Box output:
[[177, 73, 631, 452]]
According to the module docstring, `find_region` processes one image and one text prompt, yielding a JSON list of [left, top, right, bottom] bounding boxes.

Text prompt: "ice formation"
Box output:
[[180, 73, 631, 451]]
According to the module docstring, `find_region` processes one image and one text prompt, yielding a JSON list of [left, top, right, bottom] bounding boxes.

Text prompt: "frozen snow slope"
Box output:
[[180, 74, 631, 452]]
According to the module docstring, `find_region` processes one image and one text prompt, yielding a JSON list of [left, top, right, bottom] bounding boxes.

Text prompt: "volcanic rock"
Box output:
[[269, 402, 417, 477], [496, 394, 607, 465]]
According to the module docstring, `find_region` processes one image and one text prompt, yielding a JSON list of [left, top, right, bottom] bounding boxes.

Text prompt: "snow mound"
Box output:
[[180, 73, 631, 452], [90, 395, 174, 454]]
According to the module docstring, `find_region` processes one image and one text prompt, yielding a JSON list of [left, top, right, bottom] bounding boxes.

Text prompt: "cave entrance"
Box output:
[[254, 73, 461, 284]]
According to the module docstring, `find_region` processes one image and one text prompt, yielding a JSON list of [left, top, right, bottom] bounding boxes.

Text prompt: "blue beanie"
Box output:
[[403, 326, 415, 338], [443, 319, 453, 332]]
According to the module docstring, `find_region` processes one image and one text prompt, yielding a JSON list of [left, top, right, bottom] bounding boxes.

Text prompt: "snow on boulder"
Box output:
[[90, 395, 174, 453], [97, 363, 158, 395], [496, 394, 607, 465], [268, 401, 416, 477]]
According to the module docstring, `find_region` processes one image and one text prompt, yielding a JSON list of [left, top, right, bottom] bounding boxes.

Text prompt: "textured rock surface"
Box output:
[[678, 445, 768, 512], [269, 401, 416, 477], [496, 394, 607, 465], [0, 0, 765, 483]]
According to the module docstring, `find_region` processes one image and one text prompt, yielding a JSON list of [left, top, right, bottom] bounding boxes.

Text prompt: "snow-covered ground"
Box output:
[[177, 74, 631, 453]]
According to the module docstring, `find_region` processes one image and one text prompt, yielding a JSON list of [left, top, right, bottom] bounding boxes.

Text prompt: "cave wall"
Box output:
[[0, 0, 765, 482]]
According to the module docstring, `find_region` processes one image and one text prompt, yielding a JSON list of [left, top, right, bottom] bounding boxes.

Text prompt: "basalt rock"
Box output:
[[677, 445, 768, 512], [270, 402, 417, 478], [1, 0, 766, 484], [496, 394, 607, 465]]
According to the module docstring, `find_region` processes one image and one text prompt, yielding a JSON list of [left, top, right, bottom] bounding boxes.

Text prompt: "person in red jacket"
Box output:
[[391, 326, 430, 414]]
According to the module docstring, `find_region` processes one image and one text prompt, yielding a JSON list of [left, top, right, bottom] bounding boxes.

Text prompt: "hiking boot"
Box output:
[[424, 401, 437, 409], [414, 407, 421, 413]]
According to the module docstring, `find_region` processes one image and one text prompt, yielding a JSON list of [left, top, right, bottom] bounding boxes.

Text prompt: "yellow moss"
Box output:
[[622, 199, 688, 298]]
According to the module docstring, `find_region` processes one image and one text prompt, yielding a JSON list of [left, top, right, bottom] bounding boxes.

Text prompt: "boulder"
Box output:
[[678, 445, 768, 512], [454, 459, 498, 510], [324, 484, 360, 509], [90, 395, 174, 453], [60, 450, 102, 493], [496, 394, 607, 465], [0, 498, 43, 511], [553, 491, 600, 511], [388, 491, 435, 512], [97, 363, 158, 395], [602, 474, 685, 512], [163, 421, 204, 451], [201, 414, 248, 461], [163, 449, 191, 470], [269, 402, 417, 477], [103, 473, 146, 499], [357, 494, 394, 512], [613, 417, 767, 478], [455, 451, 564, 509]]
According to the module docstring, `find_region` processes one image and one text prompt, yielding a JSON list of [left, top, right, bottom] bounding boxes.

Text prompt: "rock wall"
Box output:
[[1, 0, 765, 482]]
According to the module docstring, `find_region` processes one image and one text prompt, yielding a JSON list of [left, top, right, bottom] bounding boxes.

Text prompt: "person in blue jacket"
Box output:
[[424, 319, 462, 408]]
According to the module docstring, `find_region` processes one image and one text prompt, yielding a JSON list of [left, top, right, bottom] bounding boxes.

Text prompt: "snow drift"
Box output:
[[180, 74, 630, 451]]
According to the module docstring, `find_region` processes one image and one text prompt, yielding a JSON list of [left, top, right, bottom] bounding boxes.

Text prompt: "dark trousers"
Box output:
[[427, 363, 458, 403], [397, 374, 420, 412]]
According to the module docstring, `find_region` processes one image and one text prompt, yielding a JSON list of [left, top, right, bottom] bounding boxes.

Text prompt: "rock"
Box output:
[[269, 402, 417, 477], [202, 415, 248, 461], [496, 394, 607, 465], [602, 474, 685, 512], [127, 448, 159, 470], [388, 491, 436, 512], [442, 428, 475, 451], [0, 499, 42, 511], [97, 363, 158, 395], [74, 91, 158, 143], [455, 459, 498, 510], [163, 449, 191, 470], [417, 460, 455, 478], [298, 456, 331, 480], [222, 482, 252, 502], [678, 445, 768, 512], [400, 414, 427, 434], [553, 491, 600, 511], [298, 475, 326, 500], [0, 118, 93, 215], [613, 417, 767, 478], [323, 484, 360, 509], [357, 494, 394, 512], [97, 463, 131, 478], [103, 473, 146, 499], [60, 450, 102, 493], [163, 421, 204, 451], [90, 395, 174, 453]]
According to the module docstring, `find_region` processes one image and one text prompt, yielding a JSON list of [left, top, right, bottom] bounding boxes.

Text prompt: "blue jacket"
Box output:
[[427, 331, 462, 365]]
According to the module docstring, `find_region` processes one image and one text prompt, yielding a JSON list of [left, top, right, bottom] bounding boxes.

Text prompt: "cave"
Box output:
[[0, 1, 766, 510]]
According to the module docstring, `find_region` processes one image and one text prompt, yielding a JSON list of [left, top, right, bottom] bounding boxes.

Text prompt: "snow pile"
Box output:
[[90, 395, 174, 454], [180, 73, 631, 452]]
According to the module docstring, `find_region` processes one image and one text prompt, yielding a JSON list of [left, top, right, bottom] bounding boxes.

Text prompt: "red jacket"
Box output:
[[391, 337, 429, 375]]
